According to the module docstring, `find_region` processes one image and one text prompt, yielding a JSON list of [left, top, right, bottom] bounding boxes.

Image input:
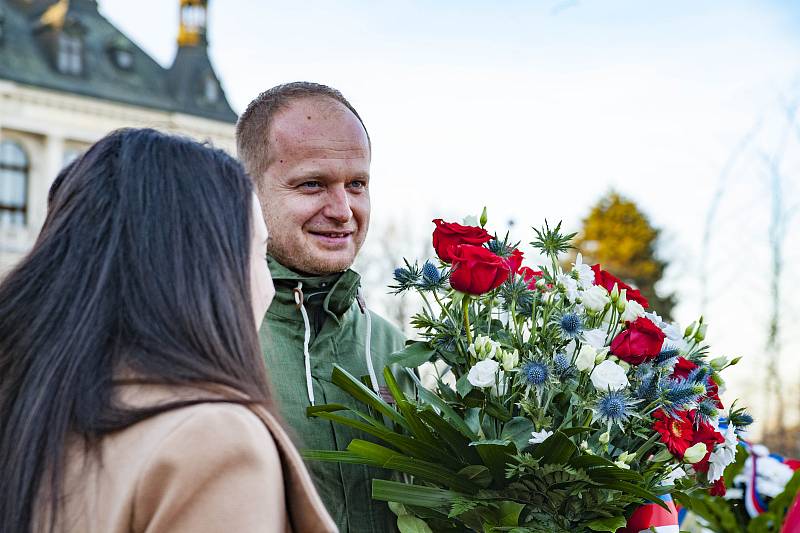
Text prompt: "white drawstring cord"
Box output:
[[357, 287, 380, 396], [293, 282, 315, 406]]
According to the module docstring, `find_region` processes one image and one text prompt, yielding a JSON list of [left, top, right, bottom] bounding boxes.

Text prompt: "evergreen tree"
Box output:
[[572, 191, 676, 320]]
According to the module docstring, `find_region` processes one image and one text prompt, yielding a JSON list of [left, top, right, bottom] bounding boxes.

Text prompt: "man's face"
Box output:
[[257, 97, 371, 275]]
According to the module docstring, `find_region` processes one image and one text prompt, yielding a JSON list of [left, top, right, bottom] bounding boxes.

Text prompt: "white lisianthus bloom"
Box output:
[[708, 449, 728, 482], [661, 467, 687, 486], [467, 359, 500, 388], [621, 299, 646, 322], [501, 349, 520, 371], [684, 442, 708, 464], [582, 285, 610, 313], [614, 460, 631, 470], [590, 360, 629, 390], [558, 274, 579, 303], [575, 345, 597, 372], [563, 339, 578, 358], [572, 253, 595, 290], [462, 214, 479, 226], [528, 428, 553, 445], [582, 328, 607, 350]]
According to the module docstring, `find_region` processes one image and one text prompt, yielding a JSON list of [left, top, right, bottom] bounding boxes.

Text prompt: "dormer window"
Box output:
[[203, 74, 218, 103], [57, 33, 83, 75]]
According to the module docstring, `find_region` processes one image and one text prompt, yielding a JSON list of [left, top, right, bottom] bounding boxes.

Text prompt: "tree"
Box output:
[[572, 191, 676, 320]]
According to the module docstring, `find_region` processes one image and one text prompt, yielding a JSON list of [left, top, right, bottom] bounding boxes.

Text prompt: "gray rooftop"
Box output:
[[0, 0, 237, 123]]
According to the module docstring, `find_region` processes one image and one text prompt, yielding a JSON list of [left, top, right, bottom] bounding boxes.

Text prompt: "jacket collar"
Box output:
[[267, 256, 361, 324]]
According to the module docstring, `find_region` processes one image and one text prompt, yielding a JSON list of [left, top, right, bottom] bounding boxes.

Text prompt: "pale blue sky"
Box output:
[[100, 0, 800, 431]]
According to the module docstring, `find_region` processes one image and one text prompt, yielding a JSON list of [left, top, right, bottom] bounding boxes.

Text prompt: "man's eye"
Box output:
[[300, 181, 322, 189], [348, 180, 367, 189]]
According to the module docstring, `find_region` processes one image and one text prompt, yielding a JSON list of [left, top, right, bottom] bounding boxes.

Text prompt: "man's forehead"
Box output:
[[271, 98, 366, 141]]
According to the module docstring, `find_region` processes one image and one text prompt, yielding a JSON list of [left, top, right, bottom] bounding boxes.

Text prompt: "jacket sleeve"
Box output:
[[133, 403, 286, 533]]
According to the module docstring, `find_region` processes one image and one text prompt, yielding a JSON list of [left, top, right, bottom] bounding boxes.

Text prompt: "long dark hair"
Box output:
[[0, 128, 273, 532]]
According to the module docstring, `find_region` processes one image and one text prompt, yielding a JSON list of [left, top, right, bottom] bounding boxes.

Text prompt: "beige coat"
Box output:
[[40, 384, 337, 533]]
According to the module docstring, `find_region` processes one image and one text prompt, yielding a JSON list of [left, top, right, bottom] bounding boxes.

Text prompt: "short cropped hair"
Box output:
[[235, 82, 370, 184]]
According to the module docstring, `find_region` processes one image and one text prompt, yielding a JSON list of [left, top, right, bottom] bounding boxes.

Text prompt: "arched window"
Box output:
[[0, 140, 29, 227], [204, 74, 219, 103]]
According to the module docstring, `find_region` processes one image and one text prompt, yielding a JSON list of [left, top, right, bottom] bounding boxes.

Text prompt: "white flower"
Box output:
[[572, 253, 595, 290], [501, 349, 519, 371], [470, 335, 500, 360], [684, 442, 708, 464], [661, 467, 687, 486], [467, 359, 500, 388], [462, 215, 479, 226], [621, 299, 646, 322], [582, 285, 610, 313], [717, 424, 738, 465], [708, 449, 728, 482], [614, 460, 631, 470], [558, 274, 580, 303], [528, 428, 553, 445], [575, 345, 598, 372], [582, 328, 608, 350], [590, 360, 629, 391]]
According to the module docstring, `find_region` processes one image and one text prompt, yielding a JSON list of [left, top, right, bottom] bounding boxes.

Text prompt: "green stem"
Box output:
[[633, 431, 661, 461], [462, 295, 473, 346]]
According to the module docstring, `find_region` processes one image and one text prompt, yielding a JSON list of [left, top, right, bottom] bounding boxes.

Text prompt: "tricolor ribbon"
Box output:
[[621, 494, 679, 533]]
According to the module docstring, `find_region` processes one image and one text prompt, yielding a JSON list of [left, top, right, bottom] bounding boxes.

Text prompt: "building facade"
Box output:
[[0, 0, 236, 270]]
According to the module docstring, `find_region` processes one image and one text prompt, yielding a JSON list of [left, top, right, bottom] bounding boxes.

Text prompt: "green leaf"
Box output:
[[383, 367, 440, 447], [331, 364, 410, 431], [413, 375, 477, 439], [500, 417, 536, 452], [531, 431, 578, 465], [417, 408, 482, 464], [389, 501, 409, 517], [599, 480, 669, 510], [498, 501, 526, 526], [471, 440, 515, 485], [586, 516, 627, 532], [456, 373, 474, 397], [348, 439, 478, 493], [397, 515, 434, 533], [458, 465, 493, 488], [372, 479, 460, 509], [390, 341, 437, 368]]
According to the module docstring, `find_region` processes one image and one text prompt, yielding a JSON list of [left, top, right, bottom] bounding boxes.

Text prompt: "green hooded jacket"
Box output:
[[260, 257, 406, 533]]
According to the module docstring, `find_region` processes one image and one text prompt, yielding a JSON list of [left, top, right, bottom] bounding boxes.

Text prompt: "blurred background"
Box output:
[[0, 0, 798, 456]]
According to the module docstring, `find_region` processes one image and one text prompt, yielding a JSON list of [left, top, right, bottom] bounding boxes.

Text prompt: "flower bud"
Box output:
[[614, 460, 631, 470], [729, 356, 742, 366], [616, 290, 627, 313], [610, 283, 620, 302], [501, 349, 519, 371], [684, 321, 698, 339], [694, 323, 707, 342], [683, 442, 708, 464], [599, 431, 610, 444], [710, 356, 728, 371], [618, 451, 634, 463], [480, 206, 488, 228]]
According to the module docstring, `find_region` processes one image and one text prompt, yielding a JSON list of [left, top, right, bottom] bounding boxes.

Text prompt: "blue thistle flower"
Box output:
[[421, 260, 441, 283], [636, 369, 663, 402], [660, 378, 705, 415], [654, 348, 680, 366], [687, 365, 710, 384], [593, 390, 638, 429], [522, 361, 549, 387], [558, 312, 583, 340], [695, 399, 720, 424], [737, 412, 754, 427]]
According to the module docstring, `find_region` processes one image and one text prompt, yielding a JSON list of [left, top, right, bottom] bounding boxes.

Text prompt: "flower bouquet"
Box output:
[[304, 213, 752, 533], [677, 438, 800, 532]]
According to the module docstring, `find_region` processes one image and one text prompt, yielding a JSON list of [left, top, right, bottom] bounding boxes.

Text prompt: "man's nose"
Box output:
[[323, 186, 353, 223]]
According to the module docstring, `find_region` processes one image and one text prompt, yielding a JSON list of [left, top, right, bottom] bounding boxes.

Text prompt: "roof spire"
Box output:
[[177, 0, 207, 47]]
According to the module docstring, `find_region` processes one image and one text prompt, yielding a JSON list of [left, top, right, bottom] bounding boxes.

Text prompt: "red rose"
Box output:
[[591, 264, 649, 308], [610, 317, 666, 365], [518, 266, 544, 290], [653, 409, 694, 458], [432, 219, 492, 263], [449, 244, 510, 295], [505, 249, 524, 272], [710, 478, 726, 497]]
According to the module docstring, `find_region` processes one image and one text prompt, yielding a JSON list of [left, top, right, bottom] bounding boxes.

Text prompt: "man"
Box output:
[[236, 82, 405, 532]]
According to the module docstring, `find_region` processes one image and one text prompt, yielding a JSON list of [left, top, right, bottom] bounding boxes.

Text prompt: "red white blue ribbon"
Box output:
[[622, 494, 679, 533]]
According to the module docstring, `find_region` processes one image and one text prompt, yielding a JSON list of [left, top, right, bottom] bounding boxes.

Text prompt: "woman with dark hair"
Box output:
[[0, 128, 337, 533]]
